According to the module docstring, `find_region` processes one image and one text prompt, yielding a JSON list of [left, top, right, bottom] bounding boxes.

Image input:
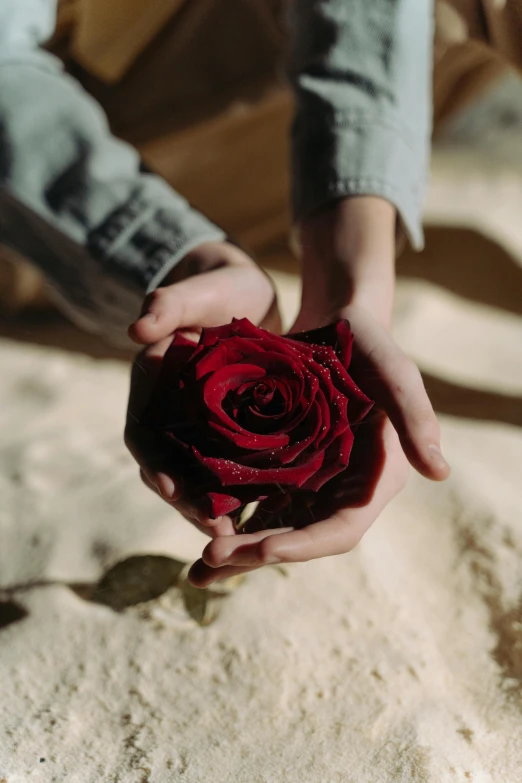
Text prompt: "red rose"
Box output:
[[143, 318, 373, 519]]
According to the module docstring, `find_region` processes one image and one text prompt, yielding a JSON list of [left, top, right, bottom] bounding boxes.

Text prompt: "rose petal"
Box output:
[[303, 358, 350, 450], [196, 447, 325, 489], [301, 429, 355, 491], [161, 333, 198, 375], [239, 398, 324, 467], [192, 343, 230, 380], [207, 492, 243, 518], [199, 364, 292, 451], [208, 420, 289, 450], [307, 344, 373, 424], [290, 320, 354, 366], [204, 364, 266, 401], [201, 363, 265, 432]]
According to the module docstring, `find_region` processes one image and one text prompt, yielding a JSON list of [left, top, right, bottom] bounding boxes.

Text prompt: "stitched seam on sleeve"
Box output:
[[324, 176, 422, 198]]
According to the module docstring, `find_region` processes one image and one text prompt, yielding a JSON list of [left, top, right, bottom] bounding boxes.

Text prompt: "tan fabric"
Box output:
[[454, 0, 522, 69], [71, 0, 186, 83], [433, 0, 522, 125], [433, 42, 506, 127], [63, 0, 286, 88], [70, 0, 286, 144], [139, 89, 293, 254]]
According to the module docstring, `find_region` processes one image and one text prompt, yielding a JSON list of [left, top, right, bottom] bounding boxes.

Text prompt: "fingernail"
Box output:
[[156, 473, 177, 500], [428, 444, 450, 472], [264, 555, 281, 565], [201, 515, 223, 528]]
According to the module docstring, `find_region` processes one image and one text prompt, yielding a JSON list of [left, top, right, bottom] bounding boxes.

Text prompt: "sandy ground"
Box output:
[[1, 75, 522, 780], [0, 235, 521, 781]]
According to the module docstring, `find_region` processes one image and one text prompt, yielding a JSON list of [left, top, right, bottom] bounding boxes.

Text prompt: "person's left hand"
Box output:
[[186, 198, 449, 587]]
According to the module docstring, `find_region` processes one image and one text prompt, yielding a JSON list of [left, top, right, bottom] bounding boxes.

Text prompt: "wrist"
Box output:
[[298, 197, 396, 327], [299, 260, 395, 330]]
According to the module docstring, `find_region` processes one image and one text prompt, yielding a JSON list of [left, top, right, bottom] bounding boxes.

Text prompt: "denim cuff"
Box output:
[[292, 110, 426, 251], [87, 186, 226, 295]]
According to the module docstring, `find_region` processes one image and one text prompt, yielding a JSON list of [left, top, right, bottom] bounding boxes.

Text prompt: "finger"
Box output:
[[171, 495, 234, 530], [128, 348, 227, 530], [139, 467, 214, 529], [348, 309, 450, 481], [139, 468, 183, 508], [188, 559, 259, 588], [188, 511, 371, 587], [126, 339, 186, 506], [139, 470, 235, 537], [184, 515, 236, 539], [128, 261, 274, 345], [157, 477, 227, 529], [193, 497, 385, 582], [189, 503, 379, 586], [172, 510, 235, 539], [126, 338, 173, 423], [125, 418, 177, 491], [201, 527, 295, 568], [255, 513, 374, 563], [208, 517, 237, 537]]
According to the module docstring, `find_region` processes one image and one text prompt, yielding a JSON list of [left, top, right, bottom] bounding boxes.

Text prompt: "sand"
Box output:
[[0, 238, 520, 781]]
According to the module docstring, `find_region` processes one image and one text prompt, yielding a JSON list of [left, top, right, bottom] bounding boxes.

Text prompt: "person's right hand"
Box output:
[[124, 240, 280, 540]]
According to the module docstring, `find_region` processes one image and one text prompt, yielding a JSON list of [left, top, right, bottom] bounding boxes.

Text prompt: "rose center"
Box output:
[[226, 377, 289, 432], [252, 382, 275, 408], [247, 379, 286, 417]]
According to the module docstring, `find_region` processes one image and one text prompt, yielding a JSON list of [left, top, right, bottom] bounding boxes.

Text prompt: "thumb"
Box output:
[[128, 261, 275, 345]]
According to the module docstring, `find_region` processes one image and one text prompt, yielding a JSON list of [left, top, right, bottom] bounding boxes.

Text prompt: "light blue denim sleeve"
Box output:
[[289, 0, 434, 249], [0, 0, 225, 346]]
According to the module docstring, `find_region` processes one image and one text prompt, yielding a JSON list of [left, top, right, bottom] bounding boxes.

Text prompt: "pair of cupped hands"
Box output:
[[125, 197, 450, 588]]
